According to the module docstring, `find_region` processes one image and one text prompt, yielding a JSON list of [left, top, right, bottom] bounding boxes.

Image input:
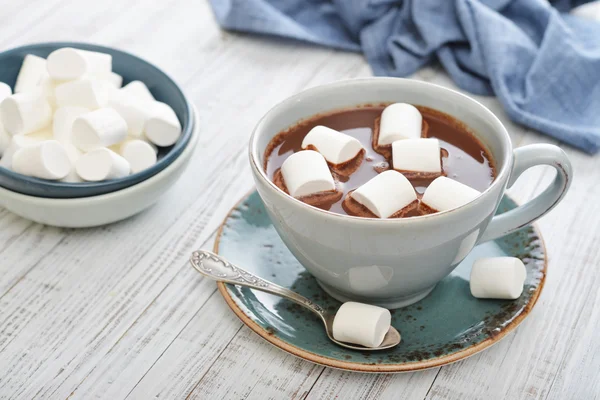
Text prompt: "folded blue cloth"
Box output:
[[209, 0, 600, 153]]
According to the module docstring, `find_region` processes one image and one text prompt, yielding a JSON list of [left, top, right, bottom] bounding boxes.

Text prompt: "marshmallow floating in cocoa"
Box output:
[[470, 257, 526, 300], [378, 103, 422, 146], [351, 170, 417, 218], [421, 176, 481, 213], [46, 48, 112, 81], [12, 140, 71, 180], [0, 91, 52, 135], [301, 125, 363, 165], [332, 302, 392, 348], [280, 150, 336, 198], [392, 138, 442, 177], [14, 54, 47, 93], [75, 148, 130, 181], [72, 108, 128, 152]]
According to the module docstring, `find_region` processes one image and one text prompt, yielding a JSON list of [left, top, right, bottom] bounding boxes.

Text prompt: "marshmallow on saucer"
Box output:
[[280, 150, 336, 198], [392, 138, 442, 177], [378, 103, 422, 146], [470, 257, 526, 300], [54, 79, 110, 109], [332, 302, 392, 348], [121, 80, 155, 103], [421, 176, 481, 213], [0, 82, 11, 102], [351, 170, 417, 218], [12, 140, 71, 180], [119, 139, 157, 174], [53, 106, 90, 144], [144, 102, 182, 146], [47, 48, 112, 81], [72, 108, 128, 152], [75, 148, 130, 181], [301, 125, 363, 165], [14, 54, 48, 93], [0, 92, 52, 135]]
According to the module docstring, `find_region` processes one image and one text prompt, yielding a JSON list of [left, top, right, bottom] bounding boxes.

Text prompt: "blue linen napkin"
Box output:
[[209, 0, 600, 153]]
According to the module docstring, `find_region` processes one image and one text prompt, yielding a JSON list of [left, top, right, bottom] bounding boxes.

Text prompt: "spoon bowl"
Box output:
[[190, 250, 401, 351]]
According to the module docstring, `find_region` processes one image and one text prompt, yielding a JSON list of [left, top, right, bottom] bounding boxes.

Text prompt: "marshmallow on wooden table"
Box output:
[[144, 102, 182, 147], [0, 92, 52, 135], [421, 176, 481, 213], [14, 54, 47, 93], [0, 82, 11, 102], [392, 138, 442, 177], [75, 148, 130, 181], [52, 106, 90, 144], [72, 108, 128, 152], [332, 302, 391, 348], [280, 150, 335, 198], [351, 170, 417, 218], [470, 257, 526, 300], [12, 140, 71, 180], [46, 48, 111, 81], [119, 139, 157, 174], [54, 79, 110, 109], [121, 80, 155, 102], [0, 130, 50, 168], [301, 125, 363, 165], [378, 103, 422, 146]]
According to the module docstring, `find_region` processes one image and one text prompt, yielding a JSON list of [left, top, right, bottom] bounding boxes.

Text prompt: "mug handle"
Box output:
[[478, 144, 572, 243]]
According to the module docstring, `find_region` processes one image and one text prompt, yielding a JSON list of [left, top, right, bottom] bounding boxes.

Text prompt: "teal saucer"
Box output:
[[215, 191, 546, 372]]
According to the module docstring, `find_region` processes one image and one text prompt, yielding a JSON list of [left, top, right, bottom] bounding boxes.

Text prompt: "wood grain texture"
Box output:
[[0, 0, 597, 399]]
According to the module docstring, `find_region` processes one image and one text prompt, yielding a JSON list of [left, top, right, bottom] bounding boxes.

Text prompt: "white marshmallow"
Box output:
[[392, 138, 441, 174], [0, 122, 11, 156], [144, 102, 182, 146], [52, 106, 90, 144], [0, 82, 12, 102], [90, 71, 122, 88], [0, 131, 50, 168], [14, 54, 48, 93], [352, 170, 417, 218], [46, 48, 112, 81], [108, 94, 149, 137], [332, 302, 391, 348], [280, 150, 335, 198], [378, 103, 422, 145], [0, 92, 52, 135], [470, 257, 526, 300], [72, 108, 128, 152], [60, 143, 83, 183], [119, 139, 157, 174], [421, 176, 481, 212], [121, 80, 155, 102], [54, 79, 110, 109], [12, 140, 71, 180], [301, 125, 363, 165], [75, 148, 130, 181]]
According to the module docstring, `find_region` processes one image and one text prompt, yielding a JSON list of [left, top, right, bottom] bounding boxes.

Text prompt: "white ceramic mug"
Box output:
[[249, 78, 572, 308]]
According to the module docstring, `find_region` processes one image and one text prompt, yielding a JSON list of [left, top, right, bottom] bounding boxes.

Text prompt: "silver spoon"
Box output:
[[190, 250, 401, 351]]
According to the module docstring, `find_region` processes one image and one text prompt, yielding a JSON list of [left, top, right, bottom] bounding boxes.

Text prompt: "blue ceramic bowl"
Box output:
[[0, 42, 194, 198]]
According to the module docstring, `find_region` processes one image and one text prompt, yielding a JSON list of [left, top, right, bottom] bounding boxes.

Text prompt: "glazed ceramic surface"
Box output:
[[0, 42, 193, 198], [216, 191, 546, 372], [0, 107, 198, 227], [249, 78, 570, 307]]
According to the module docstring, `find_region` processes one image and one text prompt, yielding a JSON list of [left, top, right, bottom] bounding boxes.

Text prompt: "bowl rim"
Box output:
[[0, 105, 199, 206], [0, 41, 194, 196]]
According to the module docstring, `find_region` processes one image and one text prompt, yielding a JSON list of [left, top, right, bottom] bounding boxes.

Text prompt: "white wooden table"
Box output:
[[0, 1, 598, 399]]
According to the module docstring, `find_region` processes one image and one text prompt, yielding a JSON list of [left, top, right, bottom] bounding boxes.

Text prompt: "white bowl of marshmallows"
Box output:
[[0, 42, 197, 227]]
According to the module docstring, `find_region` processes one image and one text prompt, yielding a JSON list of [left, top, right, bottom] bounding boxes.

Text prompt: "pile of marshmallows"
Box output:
[[281, 103, 480, 217], [332, 257, 527, 348], [0, 47, 182, 183]]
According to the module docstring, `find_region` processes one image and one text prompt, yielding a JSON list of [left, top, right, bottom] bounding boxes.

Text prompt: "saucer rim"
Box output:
[[215, 191, 547, 373]]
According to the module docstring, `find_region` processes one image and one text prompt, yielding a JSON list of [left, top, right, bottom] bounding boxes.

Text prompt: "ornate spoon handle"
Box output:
[[190, 250, 327, 319]]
